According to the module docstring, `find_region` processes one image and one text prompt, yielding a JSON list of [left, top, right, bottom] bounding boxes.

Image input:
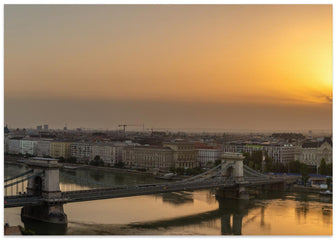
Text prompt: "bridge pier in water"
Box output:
[[216, 186, 249, 200], [22, 158, 67, 225], [21, 204, 67, 225]]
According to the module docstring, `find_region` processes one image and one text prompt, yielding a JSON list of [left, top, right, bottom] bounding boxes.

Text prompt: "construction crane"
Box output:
[[118, 124, 144, 134]]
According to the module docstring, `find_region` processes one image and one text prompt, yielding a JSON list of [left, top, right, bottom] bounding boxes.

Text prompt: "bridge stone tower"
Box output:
[[217, 152, 249, 200], [22, 157, 67, 225], [26, 157, 62, 199], [221, 152, 244, 181]]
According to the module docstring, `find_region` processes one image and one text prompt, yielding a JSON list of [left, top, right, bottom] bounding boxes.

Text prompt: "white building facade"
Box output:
[[223, 143, 296, 164], [70, 142, 93, 162], [34, 140, 51, 157], [198, 148, 222, 167], [295, 138, 332, 167], [20, 139, 37, 155], [122, 146, 174, 170], [91, 143, 116, 166], [7, 139, 21, 154]]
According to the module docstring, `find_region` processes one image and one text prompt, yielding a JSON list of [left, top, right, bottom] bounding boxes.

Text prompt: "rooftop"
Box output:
[[302, 137, 332, 148]]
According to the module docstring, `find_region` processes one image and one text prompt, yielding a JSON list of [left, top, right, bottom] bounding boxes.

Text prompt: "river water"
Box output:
[[4, 162, 333, 235]]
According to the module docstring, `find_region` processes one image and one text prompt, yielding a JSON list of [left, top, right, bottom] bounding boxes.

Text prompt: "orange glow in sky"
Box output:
[[4, 5, 333, 130]]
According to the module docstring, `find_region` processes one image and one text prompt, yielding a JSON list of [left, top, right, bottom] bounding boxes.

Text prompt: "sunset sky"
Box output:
[[4, 5, 332, 132]]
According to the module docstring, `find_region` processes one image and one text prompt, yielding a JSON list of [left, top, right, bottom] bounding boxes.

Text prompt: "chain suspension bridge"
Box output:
[[4, 154, 298, 224]]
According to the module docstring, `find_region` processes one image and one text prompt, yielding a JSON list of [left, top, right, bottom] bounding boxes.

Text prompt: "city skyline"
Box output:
[[4, 5, 332, 131]]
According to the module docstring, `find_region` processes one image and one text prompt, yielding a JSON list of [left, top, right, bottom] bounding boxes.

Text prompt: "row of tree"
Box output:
[[57, 155, 127, 169], [318, 159, 332, 176], [89, 155, 126, 169], [243, 150, 332, 176], [242, 150, 333, 186], [169, 166, 205, 176]]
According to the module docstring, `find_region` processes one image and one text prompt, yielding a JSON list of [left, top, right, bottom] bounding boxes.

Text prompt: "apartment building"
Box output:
[[50, 141, 72, 158], [7, 139, 21, 154], [34, 140, 51, 157], [223, 142, 295, 164], [91, 143, 116, 166], [163, 142, 199, 168], [122, 146, 174, 170], [70, 142, 92, 162], [263, 144, 295, 164], [197, 148, 222, 167], [20, 139, 36, 155], [112, 142, 128, 163]]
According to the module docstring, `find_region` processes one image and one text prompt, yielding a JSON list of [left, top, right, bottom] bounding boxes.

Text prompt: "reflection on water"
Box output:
[[295, 202, 309, 222], [4, 162, 333, 235], [161, 192, 194, 205]]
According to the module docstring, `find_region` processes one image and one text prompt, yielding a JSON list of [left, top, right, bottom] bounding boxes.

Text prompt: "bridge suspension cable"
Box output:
[[4, 170, 33, 183], [243, 165, 269, 178], [4, 171, 43, 197], [4, 171, 44, 189], [180, 163, 223, 183], [193, 163, 234, 182]]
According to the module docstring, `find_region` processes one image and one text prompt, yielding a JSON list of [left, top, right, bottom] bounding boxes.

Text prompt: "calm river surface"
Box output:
[[4, 162, 333, 235]]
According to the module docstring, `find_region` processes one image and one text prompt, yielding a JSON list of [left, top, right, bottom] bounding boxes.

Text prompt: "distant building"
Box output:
[[223, 143, 245, 153], [70, 142, 92, 162], [50, 141, 72, 158], [122, 146, 174, 170], [43, 124, 49, 131], [20, 139, 36, 155], [37, 125, 42, 131], [197, 148, 222, 167], [295, 137, 332, 168], [223, 142, 295, 164], [34, 140, 51, 157], [113, 142, 128, 163], [90, 143, 119, 166], [7, 139, 21, 154], [263, 145, 296, 164], [163, 142, 199, 168]]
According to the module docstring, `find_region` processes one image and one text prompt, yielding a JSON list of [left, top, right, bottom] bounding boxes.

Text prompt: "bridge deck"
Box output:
[[4, 176, 298, 208]]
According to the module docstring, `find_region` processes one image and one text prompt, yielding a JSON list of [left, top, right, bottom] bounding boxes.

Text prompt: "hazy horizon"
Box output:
[[5, 97, 332, 133], [4, 5, 332, 132]]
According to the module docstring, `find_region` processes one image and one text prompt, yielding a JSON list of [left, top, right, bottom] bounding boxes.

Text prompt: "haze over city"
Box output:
[[4, 5, 332, 132]]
